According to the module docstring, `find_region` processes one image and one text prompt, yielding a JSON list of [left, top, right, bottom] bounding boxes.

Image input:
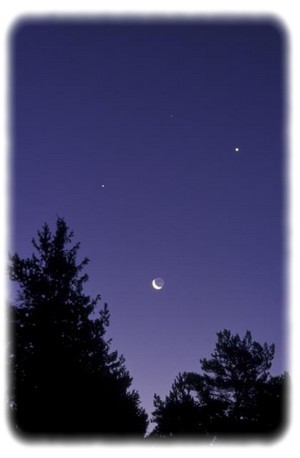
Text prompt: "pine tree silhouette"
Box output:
[[150, 330, 287, 439], [9, 218, 148, 437]]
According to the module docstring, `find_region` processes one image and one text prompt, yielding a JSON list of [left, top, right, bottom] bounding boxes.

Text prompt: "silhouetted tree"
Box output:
[[150, 373, 203, 437], [150, 330, 286, 439], [149, 371, 226, 439], [247, 372, 288, 435], [9, 218, 148, 437], [199, 329, 276, 435]]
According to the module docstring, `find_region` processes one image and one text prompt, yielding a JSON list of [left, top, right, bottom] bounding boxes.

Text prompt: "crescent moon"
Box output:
[[152, 279, 162, 290], [152, 278, 164, 290]]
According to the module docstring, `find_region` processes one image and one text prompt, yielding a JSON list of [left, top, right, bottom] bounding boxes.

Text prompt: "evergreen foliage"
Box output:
[[150, 330, 287, 439], [9, 218, 148, 437]]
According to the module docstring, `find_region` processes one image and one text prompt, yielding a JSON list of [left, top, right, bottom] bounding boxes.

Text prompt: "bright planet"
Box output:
[[152, 278, 165, 290]]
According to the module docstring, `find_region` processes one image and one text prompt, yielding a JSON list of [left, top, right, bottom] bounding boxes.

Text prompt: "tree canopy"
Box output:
[[9, 218, 148, 437], [150, 330, 287, 439]]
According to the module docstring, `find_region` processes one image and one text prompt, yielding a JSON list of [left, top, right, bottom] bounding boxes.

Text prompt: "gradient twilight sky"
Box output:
[[10, 19, 286, 422]]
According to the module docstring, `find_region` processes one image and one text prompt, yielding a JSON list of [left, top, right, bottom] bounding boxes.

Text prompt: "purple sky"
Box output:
[[10, 19, 286, 423]]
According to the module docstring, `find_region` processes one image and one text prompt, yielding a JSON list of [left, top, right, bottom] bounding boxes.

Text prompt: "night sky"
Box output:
[[10, 19, 286, 424]]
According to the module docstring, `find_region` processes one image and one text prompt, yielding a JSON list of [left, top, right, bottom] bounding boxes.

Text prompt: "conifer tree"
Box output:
[[151, 373, 204, 437], [9, 218, 148, 436], [199, 329, 275, 430], [150, 330, 286, 439]]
